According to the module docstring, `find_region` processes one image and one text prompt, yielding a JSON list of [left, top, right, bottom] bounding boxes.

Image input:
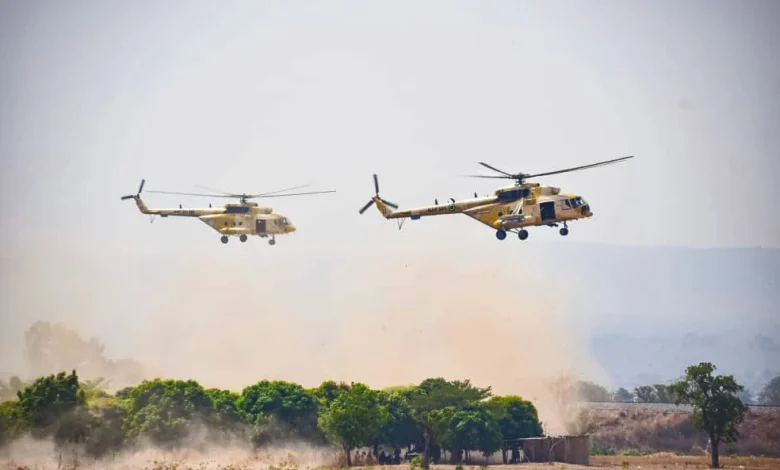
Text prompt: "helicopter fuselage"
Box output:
[[130, 196, 296, 238], [368, 181, 592, 239]]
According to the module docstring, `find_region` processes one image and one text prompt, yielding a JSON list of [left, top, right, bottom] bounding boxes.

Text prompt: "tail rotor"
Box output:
[[359, 174, 398, 214], [121, 179, 145, 200]]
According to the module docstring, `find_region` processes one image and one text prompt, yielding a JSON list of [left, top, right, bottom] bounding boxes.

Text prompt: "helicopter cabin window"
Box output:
[[564, 200, 572, 209]]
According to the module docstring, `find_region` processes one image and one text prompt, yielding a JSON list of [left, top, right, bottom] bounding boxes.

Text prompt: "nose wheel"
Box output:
[[220, 236, 229, 244], [269, 236, 276, 246], [240, 234, 248, 242], [560, 222, 569, 236]]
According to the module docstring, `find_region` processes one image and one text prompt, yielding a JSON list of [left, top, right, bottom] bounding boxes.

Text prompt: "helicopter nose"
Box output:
[[288, 224, 296, 232], [581, 204, 592, 216]]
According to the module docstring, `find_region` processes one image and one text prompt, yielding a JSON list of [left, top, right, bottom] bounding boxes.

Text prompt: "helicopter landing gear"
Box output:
[[240, 234, 247, 243], [220, 235, 229, 244], [496, 230, 507, 241], [518, 229, 529, 240], [268, 236, 276, 246], [560, 222, 569, 236]]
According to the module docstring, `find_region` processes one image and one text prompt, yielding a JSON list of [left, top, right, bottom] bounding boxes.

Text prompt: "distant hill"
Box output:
[[539, 243, 780, 392]]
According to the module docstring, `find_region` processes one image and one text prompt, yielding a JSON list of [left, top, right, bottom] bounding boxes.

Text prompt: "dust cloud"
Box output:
[[0, 434, 341, 470], [1, 240, 605, 435]]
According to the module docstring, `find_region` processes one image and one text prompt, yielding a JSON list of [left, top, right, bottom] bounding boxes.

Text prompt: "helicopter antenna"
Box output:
[[466, 155, 634, 185]]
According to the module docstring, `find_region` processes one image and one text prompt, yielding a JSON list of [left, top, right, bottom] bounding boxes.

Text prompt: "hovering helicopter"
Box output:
[[358, 156, 634, 241], [121, 180, 335, 245]]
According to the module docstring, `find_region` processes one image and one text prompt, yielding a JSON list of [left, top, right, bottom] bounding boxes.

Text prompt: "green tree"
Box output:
[[756, 375, 780, 406], [634, 385, 656, 403], [612, 387, 633, 403], [206, 388, 248, 441], [653, 384, 674, 403], [407, 378, 492, 469], [486, 395, 542, 463], [376, 390, 421, 457], [118, 378, 215, 447], [16, 370, 86, 435], [239, 380, 321, 444], [308, 380, 351, 407], [0, 400, 23, 447], [317, 383, 388, 466], [83, 399, 126, 458], [668, 362, 749, 469], [448, 403, 502, 463]]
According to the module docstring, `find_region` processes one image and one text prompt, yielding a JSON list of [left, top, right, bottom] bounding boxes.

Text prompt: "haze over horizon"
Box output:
[[1, 0, 778, 426]]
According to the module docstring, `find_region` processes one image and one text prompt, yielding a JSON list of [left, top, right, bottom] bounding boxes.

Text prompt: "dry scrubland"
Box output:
[[583, 408, 780, 458]]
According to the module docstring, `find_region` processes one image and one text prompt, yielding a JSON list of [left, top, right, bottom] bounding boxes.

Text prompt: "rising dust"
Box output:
[[2, 241, 605, 467]]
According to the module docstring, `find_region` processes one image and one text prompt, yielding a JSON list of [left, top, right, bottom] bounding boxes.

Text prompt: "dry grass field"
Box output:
[[582, 408, 780, 458]]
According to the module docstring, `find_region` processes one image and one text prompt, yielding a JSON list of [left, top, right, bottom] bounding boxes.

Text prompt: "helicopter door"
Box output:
[[255, 219, 267, 235], [540, 201, 556, 221]]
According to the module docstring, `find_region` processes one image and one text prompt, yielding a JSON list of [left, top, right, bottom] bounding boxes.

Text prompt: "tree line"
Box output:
[[575, 375, 780, 406], [0, 373, 542, 468]]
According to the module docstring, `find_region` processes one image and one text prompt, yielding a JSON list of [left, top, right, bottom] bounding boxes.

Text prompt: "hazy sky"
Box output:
[[1, 0, 778, 401]]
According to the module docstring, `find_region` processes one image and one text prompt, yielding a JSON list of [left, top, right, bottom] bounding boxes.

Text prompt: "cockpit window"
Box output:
[[569, 197, 584, 208]]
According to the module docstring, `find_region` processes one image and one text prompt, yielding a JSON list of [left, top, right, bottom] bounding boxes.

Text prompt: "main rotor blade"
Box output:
[[121, 195, 134, 200], [373, 174, 379, 195], [252, 184, 312, 197], [478, 162, 514, 176], [145, 190, 236, 198], [138, 179, 145, 194], [525, 156, 634, 179], [250, 190, 336, 199], [465, 174, 515, 179], [359, 200, 375, 214], [194, 184, 235, 195]]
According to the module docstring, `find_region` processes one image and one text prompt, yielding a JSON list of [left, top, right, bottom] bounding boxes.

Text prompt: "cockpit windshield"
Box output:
[[569, 197, 585, 208], [278, 217, 289, 226]]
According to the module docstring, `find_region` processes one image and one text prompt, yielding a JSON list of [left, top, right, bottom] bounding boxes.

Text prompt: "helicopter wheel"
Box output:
[[268, 237, 276, 246], [559, 227, 569, 236], [220, 236, 229, 244], [495, 230, 507, 241], [240, 234, 247, 243], [518, 229, 529, 240]]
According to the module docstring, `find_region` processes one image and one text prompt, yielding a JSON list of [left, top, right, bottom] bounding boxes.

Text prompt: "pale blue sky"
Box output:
[[1, 0, 778, 407]]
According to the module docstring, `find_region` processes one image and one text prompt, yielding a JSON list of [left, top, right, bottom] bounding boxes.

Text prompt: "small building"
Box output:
[[516, 435, 590, 466]]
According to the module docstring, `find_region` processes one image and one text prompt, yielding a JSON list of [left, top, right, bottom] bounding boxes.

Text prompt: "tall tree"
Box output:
[[668, 362, 749, 469], [406, 378, 491, 469], [317, 383, 388, 466], [118, 378, 216, 447], [486, 395, 543, 463], [239, 380, 322, 444], [634, 385, 656, 403], [16, 370, 86, 431]]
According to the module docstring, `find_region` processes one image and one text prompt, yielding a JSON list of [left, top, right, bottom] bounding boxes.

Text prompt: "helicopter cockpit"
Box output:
[[566, 196, 586, 208]]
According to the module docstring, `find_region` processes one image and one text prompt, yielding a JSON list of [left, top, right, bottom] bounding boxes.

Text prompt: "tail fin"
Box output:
[[358, 174, 399, 218], [373, 196, 396, 218], [121, 179, 151, 214]]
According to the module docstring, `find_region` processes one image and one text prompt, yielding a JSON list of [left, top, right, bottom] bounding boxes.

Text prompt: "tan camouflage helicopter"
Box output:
[[358, 156, 634, 241], [121, 180, 335, 245]]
